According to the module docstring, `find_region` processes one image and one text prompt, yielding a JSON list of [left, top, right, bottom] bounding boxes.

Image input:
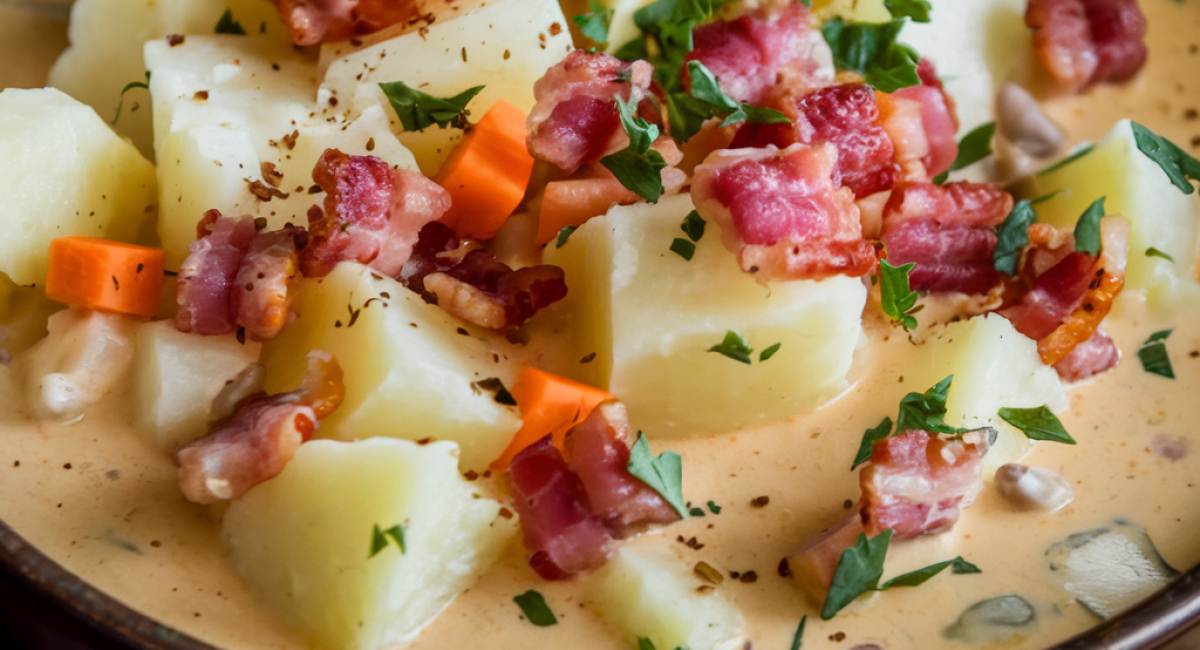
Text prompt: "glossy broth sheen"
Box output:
[[3, 1, 1200, 649]]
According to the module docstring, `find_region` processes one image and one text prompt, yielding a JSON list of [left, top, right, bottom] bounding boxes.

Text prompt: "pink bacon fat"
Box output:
[[301, 148, 450, 279], [564, 401, 681, 539], [1026, 0, 1148, 93], [526, 50, 655, 174], [271, 0, 421, 46], [176, 351, 345, 504], [691, 143, 876, 281]]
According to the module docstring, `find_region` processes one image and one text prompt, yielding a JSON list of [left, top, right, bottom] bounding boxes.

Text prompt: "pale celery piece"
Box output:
[[260, 262, 522, 471], [543, 194, 866, 438], [585, 546, 745, 650], [22, 309, 140, 421], [319, 0, 574, 175], [904, 314, 1068, 477], [0, 88, 158, 287], [132, 321, 261, 451], [223, 438, 516, 650], [1025, 120, 1200, 312], [144, 36, 418, 270], [1046, 520, 1179, 619]]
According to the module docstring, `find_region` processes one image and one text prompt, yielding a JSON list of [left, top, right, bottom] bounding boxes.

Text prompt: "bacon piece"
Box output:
[[785, 514, 867, 606], [271, 0, 420, 46], [1053, 326, 1120, 382], [508, 436, 613, 580], [691, 143, 875, 280], [1026, 0, 1148, 92], [231, 226, 306, 341], [731, 83, 898, 198], [400, 222, 567, 330], [176, 351, 344, 504], [302, 148, 450, 279], [892, 59, 959, 179], [1004, 251, 1095, 340], [176, 212, 257, 336], [859, 429, 988, 539], [684, 3, 833, 105], [526, 51, 655, 174], [564, 401, 681, 539]]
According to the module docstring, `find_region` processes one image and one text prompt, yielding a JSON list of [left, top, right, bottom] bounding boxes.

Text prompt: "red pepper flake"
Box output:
[[549, 22, 562, 36]]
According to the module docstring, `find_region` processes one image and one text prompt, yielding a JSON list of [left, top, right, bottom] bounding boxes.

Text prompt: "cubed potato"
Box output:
[[0, 88, 158, 286], [260, 263, 523, 471], [1022, 119, 1200, 312], [542, 194, 867, 438], [132, 321, 262, 451], [584, 545, 745, 650], [319, 0, 575, 175], [48, 0, 290, 157], [223, 438, 517, 650], [0, 275, 63, 359]]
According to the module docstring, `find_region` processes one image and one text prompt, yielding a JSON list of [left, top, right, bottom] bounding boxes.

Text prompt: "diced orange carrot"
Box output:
[[492, 367, 613, 470], [45, 237, 164, 319], [535, 177, 634, 245], [434, 99, 535, 240]]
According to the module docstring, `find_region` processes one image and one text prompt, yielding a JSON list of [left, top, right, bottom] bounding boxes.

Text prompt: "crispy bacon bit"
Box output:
[[507, 436, 613, 580], [892, 60, 959, 179], [1005, 251, 1095, 340], [564, 401, 681, 539], [785, 514, 867, 606], [731, 83, 898, 198], [302, 149, 450, 279], [231, 227, 305, 341], [176, 212, 257, 336], [881, 182, 1014, 294], [400, 222, 567, 330], [176, 351, 344, 504], [271, 0, 422, 46], [859, 429, 988, 539], [1052, 326, 1120, 381], [684, 3, 833, 105], [1026, 0, 1148, 93], [527, 50, 655, 174], [691, 143, 876, 280]]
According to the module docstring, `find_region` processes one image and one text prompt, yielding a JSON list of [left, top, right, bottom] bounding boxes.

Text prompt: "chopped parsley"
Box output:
[[600, 95, 668, 202], [368, 523, 406, 558], [1131, 121, 1200, 195], [1138, 329, 1175, 379], [997, 406, 1075, 445], [895, 375, 962, 435], [555, 225, 578, 248], [628, 432, 688, 517], [378, 81, 484, 132], [689, 505, 706, 516], [759, 342, 782, 362], [637, 638, 686, 650], [215, 9, 246, 35], [670, 238, 697, 260], [884, 0, 931, 22], [790, 616, 807, 650], [1146, 247, 1175, 262], [993, 198, 1038, 276], [111, 72, 150, 125], [821, 18, 921, 93], [613, 0, 726, 92], [878, 259, 921, 331], [572, 0, 614, 45], [852, 417, 893, 470], [1037, 144, 1094, 176], [670, 210, 708, 260], [879, 556, 980, 588], [706, 500, 722, 514], [475, 377, 517, 406], [708, 331, 754, 364], [933, 122, 996, 184], [1073, 196, 1106, 256], [668, 61, 790, 142], [513, 590, 558, 626]]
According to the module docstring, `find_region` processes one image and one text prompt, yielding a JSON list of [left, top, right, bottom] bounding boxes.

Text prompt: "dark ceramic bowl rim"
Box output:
[[1, 516, 1198, 650]]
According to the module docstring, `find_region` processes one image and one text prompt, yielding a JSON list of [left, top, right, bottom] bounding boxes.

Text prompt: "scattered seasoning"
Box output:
[[739, 570, 758, 583], [463, 470, 479, 481], [828, 631, 846, 642], [513, 590, 557, 626], [245, 179, 289, 202], [694, 561, 724, 584], [193, 90, 210, 101], [580, 352, 596, 364], [778, 558, 792, 578], [63, 463, 72, 470], [475, 377, 517, 405], [750, 496, 770, 508], [167, 34, 185, 46]]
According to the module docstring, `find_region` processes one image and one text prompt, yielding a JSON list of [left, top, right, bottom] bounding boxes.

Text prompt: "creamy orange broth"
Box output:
[[4, 1, 1200, 649]]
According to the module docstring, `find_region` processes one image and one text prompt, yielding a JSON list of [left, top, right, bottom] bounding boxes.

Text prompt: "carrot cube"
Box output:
[[45, 237, 165, 319], [492, 367, 613, 470]]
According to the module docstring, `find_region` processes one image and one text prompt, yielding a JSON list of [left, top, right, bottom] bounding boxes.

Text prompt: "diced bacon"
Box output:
[[175, 212, 258, 336], [302, 148, 450, 279], [271, 0, 420, 46], [176, 351, 344, 504], [508, 436, 613, 580], [564, 401, 681, 539], [882, 182, 1014, 231], [892, 85, 958, 179], [400, 222, 567, 330], [731, 83, 898, 198], [1004, 251, 1095, 340], [527, 51, 655, 174], [1026, 0, 1148, 92], [876, 92, 932, 181], [231, 226, 306, 342], [691, 143, 876, 280], [1053, 326, 1120, 382], [785, 514, 867, 606], [684, 3, 833, 105], [859, 429, 987, 539]]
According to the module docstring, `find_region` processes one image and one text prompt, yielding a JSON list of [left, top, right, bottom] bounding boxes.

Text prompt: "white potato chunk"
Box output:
[[1024, 119, 1200, 312], [585, 546, 745, 650], [132, 321, 262, 451], [0, 88, 158, 287], [260, 263, 522, 471], [543, 194, 866, 438], [319, 0, 574, 175], [223, 438, 516, 650]]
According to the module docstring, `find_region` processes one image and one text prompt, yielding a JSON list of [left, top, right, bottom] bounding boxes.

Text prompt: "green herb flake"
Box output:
[[383, 524, 406, 554], [706, 500, 722, 514], [668, 62, 790, 142], [1138, 329, 1175, 379], [1037, 144, 1095, 176], [573, 0, 614, 45], [1146, 247, 1175, 262], [1131, 121, 1200, 195], [378, 81, 484, 132], [689, 507, 706, 517], [670, 237, 697, 260], [111, 72, 150, 125], [822, 530, 893, 619], [880, 556, 980, 589], [896, 375, 962, 435], [628, 432, 688, 517], [879, 259, 921, 330], [821, 18, 921, 94], [600, 94, 667, 202], [615, 0, 725, 93], [789, 615, 808, 650], [513, 590, 558, 626], [1073, 196, 1106, 256], [475, 377, 517, 406], [934, 122, 996, 183], [215, 9, 246, 34], [759, 342, 782, 362], [708, 330, 753, 364], [555, 225, 578, 249], [681, 210, 707, 241], [997, 406, 1076, 445], [368, 524, 389, 558], [884, 0, 931, 21], [993, 198, 1038, 275], [852, 417, 893, 470]]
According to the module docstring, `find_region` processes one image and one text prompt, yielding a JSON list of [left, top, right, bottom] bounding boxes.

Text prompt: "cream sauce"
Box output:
[[4, 2, 1200, 650]]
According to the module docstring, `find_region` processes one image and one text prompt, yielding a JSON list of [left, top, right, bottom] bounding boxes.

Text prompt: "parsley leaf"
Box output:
[[368, 524, 389, 558], [378, 81, 484, 132], [879, 556, 980, 588], [821, 18, 921, 94], [670, 238, 697, 260], [997, 406, 1076, 445], [215, 9, 246, 34], [615, 0, 725, 92], [993, 198, 1037, 275], [707, 500, 722, 514], [708, 330, 754, 364], [933, 122, 996, 184], [681, 210, 706, 241], [790, 616, 807, 650], [555, 225, 578, 248], [1131, 121, 1200, 195], [513, 590, 558, 626], [573, 0, 614, 45], [628, 432, 688, 517], [668, 62, 790, 142], [383, 524, 406, 553], [852, 417, 893, 470], [636, 638, 687, 650], [1038, 144, 1095, 176], [895, 375, 962, 435], [1146, 247, 1175, 262], [879, 259, 921, 330], [759, 342, 782, 362], [600, 95, 668, 202], [1073, 196, 1106, 256], [1138, 329, 1175, 379], [822, 530, 893, 619], [885, 0, 931, 22], [721, 103, 791, 129], [475, 377, 517, 406], [689, 505, 706, 516], [111, 72, 150, 125]]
